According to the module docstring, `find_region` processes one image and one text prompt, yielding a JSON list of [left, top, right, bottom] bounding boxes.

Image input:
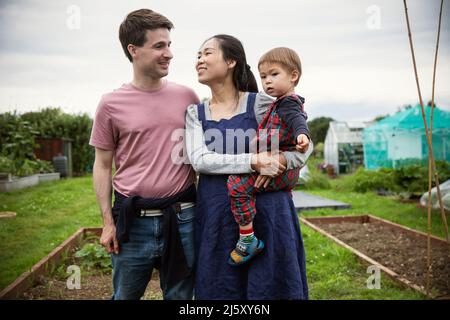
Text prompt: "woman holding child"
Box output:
[[185, 34, 312, 299]]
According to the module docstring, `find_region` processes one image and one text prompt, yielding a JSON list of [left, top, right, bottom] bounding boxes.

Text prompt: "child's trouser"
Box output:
[[228, 95, 302, 226], [227, 168, 300, 226]]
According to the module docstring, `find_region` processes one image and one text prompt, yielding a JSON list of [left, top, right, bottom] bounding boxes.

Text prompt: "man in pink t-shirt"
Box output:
[[90, 9, 199, 300]]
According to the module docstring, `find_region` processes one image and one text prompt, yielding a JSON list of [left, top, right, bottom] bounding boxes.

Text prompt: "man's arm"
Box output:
[[93, 147, 119, 254]]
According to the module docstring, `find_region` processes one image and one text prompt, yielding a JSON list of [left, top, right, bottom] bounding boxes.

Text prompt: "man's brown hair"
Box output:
[[119, 9, 174, 62], [258, 47, 302, 85]]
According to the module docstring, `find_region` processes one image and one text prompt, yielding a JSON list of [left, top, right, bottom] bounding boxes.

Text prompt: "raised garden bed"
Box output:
[[301, 215, 450, 299], [0, 227, 162, 300], [38, 172, 60, 183], [0, 175, 39, 192], [0, 173, 60, 193]]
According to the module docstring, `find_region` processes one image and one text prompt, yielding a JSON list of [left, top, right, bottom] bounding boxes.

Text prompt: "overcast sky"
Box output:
[[0, 0, 449, 121]]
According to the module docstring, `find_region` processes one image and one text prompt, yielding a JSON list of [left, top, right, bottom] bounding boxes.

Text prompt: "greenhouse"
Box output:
[[324, 121, 373, 174], [363, 104, 450, 170]]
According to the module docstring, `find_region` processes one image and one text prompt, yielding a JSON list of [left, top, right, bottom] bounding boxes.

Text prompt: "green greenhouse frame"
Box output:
[[363, 105, 450, 170]]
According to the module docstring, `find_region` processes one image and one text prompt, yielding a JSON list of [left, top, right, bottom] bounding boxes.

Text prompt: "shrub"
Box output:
[[21, 108, 94, 175], [341, 161, 450, 195], [313, 142, 324, 158], [304, 168, 332, 190], [1, 108, 94, 176], [0, 112, 55, 176], [302, 158, 332, 190], [0, 112, 38, 162], [347, 167, 397, 193], [393, 161, 450, 194], [0, 156, 14, 174]]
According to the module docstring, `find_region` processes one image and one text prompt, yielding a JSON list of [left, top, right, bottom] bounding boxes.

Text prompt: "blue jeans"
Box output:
[[111, 206, 195, 300]]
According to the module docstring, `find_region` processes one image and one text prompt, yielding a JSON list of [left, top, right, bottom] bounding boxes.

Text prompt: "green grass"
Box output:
[[0, 176, 101, 290], [0, 174, 434, 299]]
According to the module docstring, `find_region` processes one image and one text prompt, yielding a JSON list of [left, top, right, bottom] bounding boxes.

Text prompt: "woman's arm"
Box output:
[[283, 142, 314, 170], [185, 104, 254, 175], [185, 104, 285, 175]]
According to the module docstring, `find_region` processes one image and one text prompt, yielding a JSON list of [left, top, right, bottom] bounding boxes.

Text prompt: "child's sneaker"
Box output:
[[228, 236, 264, 266]]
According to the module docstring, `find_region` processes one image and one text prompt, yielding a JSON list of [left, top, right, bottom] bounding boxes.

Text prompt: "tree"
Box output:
[[396, 104, 412, 112], [373, 114, 388, 122], [307, 117, 334, 144]]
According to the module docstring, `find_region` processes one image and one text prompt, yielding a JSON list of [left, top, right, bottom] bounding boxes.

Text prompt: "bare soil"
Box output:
[[20, 270, 163, 300], [314, 220, 450, 298]]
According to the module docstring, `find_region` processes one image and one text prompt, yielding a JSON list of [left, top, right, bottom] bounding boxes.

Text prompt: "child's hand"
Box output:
[[254, 175, 272, 189], [296, 134, 310, 153]]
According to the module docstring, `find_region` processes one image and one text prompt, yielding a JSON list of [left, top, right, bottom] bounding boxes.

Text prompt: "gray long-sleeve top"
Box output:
[[185, 92, 314, 175]]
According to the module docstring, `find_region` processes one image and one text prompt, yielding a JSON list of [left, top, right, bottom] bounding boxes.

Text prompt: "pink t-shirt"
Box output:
[[89, 81, 200, 198]]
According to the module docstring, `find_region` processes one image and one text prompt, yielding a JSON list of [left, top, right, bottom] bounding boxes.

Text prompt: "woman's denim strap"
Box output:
[[197, 103, 207, 131], [246, 92, 257, 114]]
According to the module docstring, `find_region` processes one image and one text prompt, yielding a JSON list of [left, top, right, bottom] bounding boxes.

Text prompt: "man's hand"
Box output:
[[254, 175, 272, 189], [251, 151, 286, 177], [296, 134, 310, 153], [93, 147, 118, 254], [100, 223, 119, 254]]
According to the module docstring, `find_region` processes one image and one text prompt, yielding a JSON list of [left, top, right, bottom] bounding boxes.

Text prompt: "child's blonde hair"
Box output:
[[258, 47, 302, 85]]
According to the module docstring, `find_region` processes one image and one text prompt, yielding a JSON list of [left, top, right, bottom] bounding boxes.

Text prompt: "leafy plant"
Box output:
[[74, 242, 112, 272], [0, 156, 14, 173], [0, 112, 39, 163], [15, 159, 36, 177], [33, 159, 54, 174]]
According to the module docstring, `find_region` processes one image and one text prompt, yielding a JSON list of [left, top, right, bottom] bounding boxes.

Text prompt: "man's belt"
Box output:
[[139, 202, 195, 217]]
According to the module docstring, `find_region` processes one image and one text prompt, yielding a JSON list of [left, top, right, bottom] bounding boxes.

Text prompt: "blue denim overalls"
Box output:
[[194, 92, 309, 300]]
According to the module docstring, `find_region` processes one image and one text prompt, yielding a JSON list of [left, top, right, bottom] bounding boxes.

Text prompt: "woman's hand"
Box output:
[[251, 151, 286, 177], [254, 175, 272, 189]]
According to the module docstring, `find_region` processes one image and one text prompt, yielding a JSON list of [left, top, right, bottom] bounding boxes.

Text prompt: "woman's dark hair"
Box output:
[[207, 34, 258, 93]]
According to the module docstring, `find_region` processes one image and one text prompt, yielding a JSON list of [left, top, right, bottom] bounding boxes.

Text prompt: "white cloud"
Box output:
[[0, 0, 449, 120]]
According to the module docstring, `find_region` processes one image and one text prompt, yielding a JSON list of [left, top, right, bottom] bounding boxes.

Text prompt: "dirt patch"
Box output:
[[314, 221, 450, 298], [20, 270, 163, 300]]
